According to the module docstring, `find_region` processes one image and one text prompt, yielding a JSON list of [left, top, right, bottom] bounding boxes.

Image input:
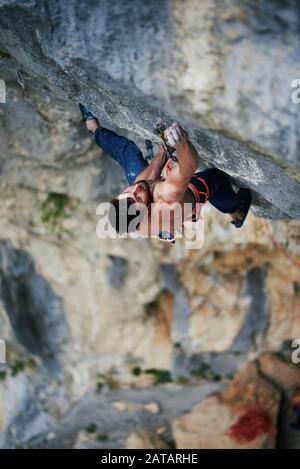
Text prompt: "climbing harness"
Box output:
[[188, 176, 210, 222], [188, 176, 210, 205]]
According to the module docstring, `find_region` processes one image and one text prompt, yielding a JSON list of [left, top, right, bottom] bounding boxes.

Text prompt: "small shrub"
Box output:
[[131, 366, 141, 376], [191, 363, 221, 382], [41, 192, 73, 238], [85, 423, 97, 434], [10, 360, 26, 377], [175, 376, 190, 385], [96, 372, 120, 391], [9, 357, 37, 377], [144, 368, 172, 385], [96, 434, 108, 442], [0, 50, 10, 59]]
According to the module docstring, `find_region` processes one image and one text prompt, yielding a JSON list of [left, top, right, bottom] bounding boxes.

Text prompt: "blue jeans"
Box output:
[[95, 127, 242, 213], [95, 127, 147, 185], [192, 168, 241, 213]]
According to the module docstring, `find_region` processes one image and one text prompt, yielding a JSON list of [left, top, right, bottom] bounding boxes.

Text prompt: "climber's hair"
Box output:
[[108, 198, 142, 234]]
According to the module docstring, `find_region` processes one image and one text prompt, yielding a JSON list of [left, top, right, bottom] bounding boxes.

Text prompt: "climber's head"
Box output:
[[118, 180, 153, 206], [108, 180, 152, 234]]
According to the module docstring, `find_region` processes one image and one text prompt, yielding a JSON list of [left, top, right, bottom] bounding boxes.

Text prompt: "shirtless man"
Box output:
[[80, 104, 251, 242]]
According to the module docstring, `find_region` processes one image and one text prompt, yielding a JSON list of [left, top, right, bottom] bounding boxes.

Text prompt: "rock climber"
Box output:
[[79, 104, 252, 242]]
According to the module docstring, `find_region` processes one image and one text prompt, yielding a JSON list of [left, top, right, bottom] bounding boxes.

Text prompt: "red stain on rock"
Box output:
[[227, 407, 272, 445]]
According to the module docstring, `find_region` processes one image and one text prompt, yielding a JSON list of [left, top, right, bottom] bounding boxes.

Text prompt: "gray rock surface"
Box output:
[[0, 0, 299, 217], [0, 0, 299, 450]]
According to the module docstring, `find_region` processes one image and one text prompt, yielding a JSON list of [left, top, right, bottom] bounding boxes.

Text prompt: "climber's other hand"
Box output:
[[164, 123, 188, 147]]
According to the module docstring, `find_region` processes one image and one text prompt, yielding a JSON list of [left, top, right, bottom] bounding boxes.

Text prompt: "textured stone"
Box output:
[[111, 401, 160, 414], [177, 209, 300, 354], [0, 0, 299, 450], [259, 354, 300, 449], [125, 431, 169, 449], [0, 1, 299, 217], [259, 354, 300, 393], [172, 362, 280, 448], [0, 241, 69, 366]]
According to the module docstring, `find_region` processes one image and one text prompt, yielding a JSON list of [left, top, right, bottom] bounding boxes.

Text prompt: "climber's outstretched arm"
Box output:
[[159, 126, 199, 203], [176, 137, 199, 179], [134, 144, 167, 183]]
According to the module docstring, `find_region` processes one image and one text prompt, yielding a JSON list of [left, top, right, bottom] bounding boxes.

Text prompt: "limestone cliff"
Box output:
[[0, 0, 299, 449]]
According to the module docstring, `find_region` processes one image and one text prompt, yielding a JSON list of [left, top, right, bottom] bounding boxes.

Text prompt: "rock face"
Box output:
[[259, 354, 300, 449], [125, 431, 169, 450], [0, 0, 300, 218], [0, 0, 299, 450], [172, 363, 280, 449]]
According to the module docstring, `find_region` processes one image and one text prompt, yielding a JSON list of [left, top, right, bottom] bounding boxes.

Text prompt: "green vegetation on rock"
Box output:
[[191, 363, 221, 382], [96, 433, 108, 442], [41, 192, 73, 238], [0, 50, 10, 59], [144, 368, 173, 385], [10, 357, 37, 377], [96, 372, 120, 392], [85, 423, 97, 434]]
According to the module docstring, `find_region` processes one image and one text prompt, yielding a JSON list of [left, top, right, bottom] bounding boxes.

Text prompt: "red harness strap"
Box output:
[[165, 157, 210, 204], [162, 158, 210, 230], [188, 176, 210, 205], [188, 176, 210, 222]]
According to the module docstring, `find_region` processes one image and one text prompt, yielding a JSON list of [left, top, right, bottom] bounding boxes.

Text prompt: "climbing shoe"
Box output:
[[231, 188, 252, 228], [79, 103, 98, 123]]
